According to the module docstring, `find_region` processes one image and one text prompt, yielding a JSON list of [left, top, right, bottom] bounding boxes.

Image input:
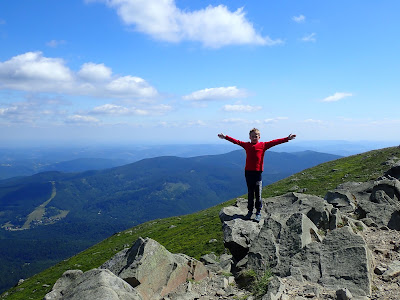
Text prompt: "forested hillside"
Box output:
[[0, 149, 339, 293]]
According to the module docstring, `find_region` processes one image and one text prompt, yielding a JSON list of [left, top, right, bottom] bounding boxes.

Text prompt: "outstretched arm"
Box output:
[[264, 133, 296, 150], [218, 133, 245, 147]]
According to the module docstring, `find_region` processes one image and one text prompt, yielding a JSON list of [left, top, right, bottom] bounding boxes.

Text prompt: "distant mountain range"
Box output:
[[0, 144, 237, 180], [0, 149, 340, 293], [1, 140, 396, 180]]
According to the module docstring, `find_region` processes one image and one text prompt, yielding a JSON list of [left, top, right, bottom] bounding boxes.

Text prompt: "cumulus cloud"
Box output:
[[88, 0, 282, 48], [301, 33, 316, 42], [292, 15, 305, 23], [322, 92, 353, 102], [183, 86, 247, 101], [106, 76, 157, 98], [0, 52, 73, 84], [0, 52, 158, 99], [223, 104, 262, 112], [78, 62, 112, 81]]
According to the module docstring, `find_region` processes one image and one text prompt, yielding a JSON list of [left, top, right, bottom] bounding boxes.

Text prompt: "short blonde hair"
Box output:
[[249, 128, 260, 136]]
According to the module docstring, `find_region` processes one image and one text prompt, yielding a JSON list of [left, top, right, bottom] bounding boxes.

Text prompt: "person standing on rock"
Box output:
[[218, 129, 296, 222]]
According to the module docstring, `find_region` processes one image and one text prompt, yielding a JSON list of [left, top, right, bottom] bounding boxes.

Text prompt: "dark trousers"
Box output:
[[245, 170, 263, 213]]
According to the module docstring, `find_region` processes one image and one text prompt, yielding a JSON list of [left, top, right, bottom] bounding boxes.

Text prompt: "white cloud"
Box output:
[[301, 33, 316, 42], [292, 15, 305, 23], [223, 104, 262, 112], [183, 86, 247, 101], [66, 115, 100, 124], [0, 52, 158, 99], [90, 103, 172, 116], [222, 118, 261, 125], [0, 52, 73, 84], [89, 0, 282, 48], [157, 121, 179, 128], [46, 40, 66, 48], [91, 103, 148, 115], [303, 119, 323, 123], [186, 120, 207, 127], [91, 104, 131, 115], [78, 63, 112, 81], [152, 104, 173, 114], [0, 96, 68, 124], [106, 76, 157, 98], [0, 106, 18, 116], [264, 117, 288, 123], [322, 92, 353, 102]]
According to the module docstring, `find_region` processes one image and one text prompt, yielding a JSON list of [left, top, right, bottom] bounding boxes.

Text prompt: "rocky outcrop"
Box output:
[[220, 164, 400, 299], [45, 238, 210, 300], [100, 237, 208, 300], [44, 269, 142, 300]]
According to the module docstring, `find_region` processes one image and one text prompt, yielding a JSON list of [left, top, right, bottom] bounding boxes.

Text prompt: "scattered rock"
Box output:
[[374, 266, 386, 275], [382, 260, 400, 281], [336, 287, 353, 300]]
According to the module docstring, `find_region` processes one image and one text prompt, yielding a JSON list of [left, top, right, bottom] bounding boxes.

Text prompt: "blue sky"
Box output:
[[0, 0, 399, 146]]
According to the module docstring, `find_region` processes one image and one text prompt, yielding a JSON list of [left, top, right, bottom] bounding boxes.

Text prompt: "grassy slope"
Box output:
[[3, 146, 399, 300]]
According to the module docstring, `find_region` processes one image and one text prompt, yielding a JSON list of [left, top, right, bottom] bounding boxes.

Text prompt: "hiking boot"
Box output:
[[255, 212, 262, 222], [244, 211, 253, 220]]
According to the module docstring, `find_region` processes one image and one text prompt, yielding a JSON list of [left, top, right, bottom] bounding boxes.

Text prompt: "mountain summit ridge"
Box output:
[[2, 146, 400, 299]]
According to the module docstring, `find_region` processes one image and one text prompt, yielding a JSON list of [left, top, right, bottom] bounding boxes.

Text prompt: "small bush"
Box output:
[[238, 268, 273, 299], [252, 268, 273, 299]]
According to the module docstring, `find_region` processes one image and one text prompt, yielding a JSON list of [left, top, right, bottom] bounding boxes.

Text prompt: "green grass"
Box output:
[[252, 268, 273, 299], [262, 146, 400, 198], [2, 146, 399, 300]]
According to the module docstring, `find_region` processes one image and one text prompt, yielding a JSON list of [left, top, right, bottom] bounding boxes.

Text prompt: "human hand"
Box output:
[[218, 133, 226, 139], [288, 134, 296, 140]]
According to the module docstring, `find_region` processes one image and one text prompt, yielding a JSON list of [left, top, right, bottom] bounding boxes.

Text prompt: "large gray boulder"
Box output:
[[101, 237, 208, 300], [247, 213, 322, 277], [344, 177, 400, 230], [385, 161, 400, 179], [221, 218, 263, 261], [220, 193, 338, 264], [319, 226, 372, 296], [44, 269, 142, 300], [44, 237, 210, 300], [219, 198, 263, 261], [264, 192, 339, 230], [324, 190, 356, 213]]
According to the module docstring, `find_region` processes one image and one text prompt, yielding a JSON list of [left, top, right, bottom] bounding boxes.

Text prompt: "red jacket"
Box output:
[[225, 135, 289, 171]]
